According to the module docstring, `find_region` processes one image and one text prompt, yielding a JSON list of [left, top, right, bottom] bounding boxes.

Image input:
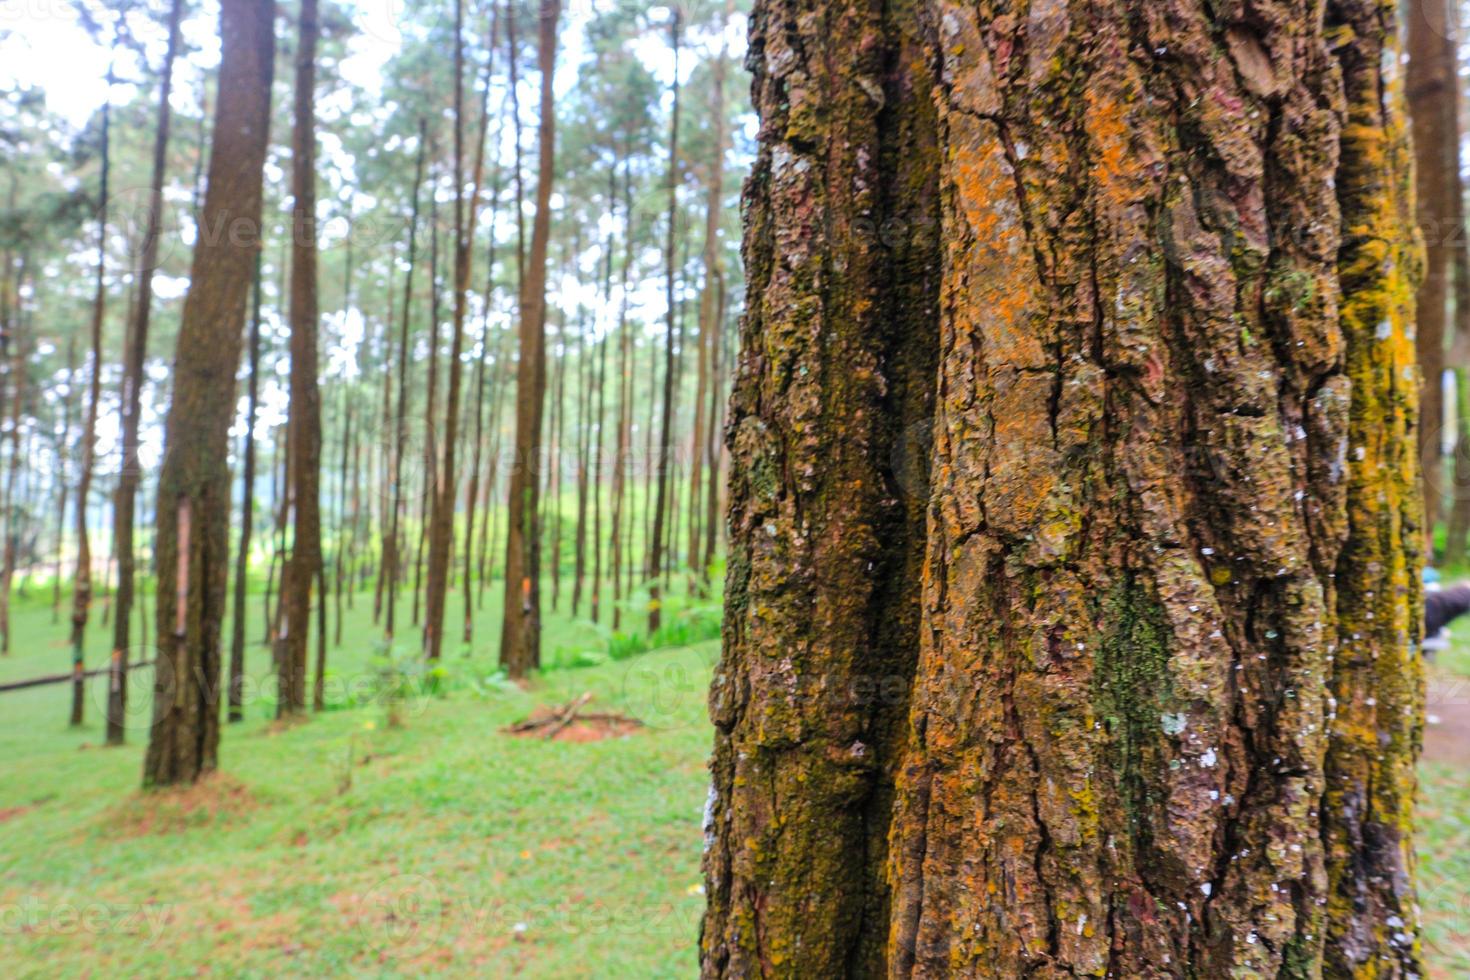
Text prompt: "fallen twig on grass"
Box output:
[[502, 693, 644, 741]]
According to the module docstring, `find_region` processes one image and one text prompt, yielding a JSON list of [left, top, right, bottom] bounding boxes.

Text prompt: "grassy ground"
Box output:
[[1, 577, 719, 978], [5, 575, 1470, 976]]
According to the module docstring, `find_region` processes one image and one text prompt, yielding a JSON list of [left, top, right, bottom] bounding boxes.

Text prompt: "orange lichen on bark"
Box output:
[[886, 0, 1419, 976], [709, 1, 1423, 977]]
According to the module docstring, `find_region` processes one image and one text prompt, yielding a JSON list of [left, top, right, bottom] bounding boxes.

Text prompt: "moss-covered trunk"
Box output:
[[143, 0, 275, 787], [700, 0, 940, 972], [707, 0, 1423, 975]]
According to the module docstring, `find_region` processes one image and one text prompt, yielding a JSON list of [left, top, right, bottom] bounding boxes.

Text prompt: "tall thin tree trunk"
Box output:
[[547, 305, 565, 612], [688, 2, 729, 590], [263, 425, 284, 644], [426, 0, 495, 661], [1409, 0, 1455, 550], [647, 9, 681, 635], [610, 158, 634, 633], [52, 338, 76, 625], [463, 228, 499, 640], [572, 303, 590, 617], [229, 259, 262, 724], [144, 0, 275, 787], [1449, 367, 1470, 561], [386, 122, 427, 641], [479, 319, 510, 607], [109, 0, 182, 745], [334, 390, 352, 648], [0, 193, 14, 656], [1434, 0, 1470, 562], [282, 0, 326, 718], [498, 0, 558, 679], [0, 264, 26, 656], [72, 52, 114, 728], [701, 278, 727, 579], [413, 177, 442, 632], [373, 278, 395, 623], [589, 180, 614, 624]]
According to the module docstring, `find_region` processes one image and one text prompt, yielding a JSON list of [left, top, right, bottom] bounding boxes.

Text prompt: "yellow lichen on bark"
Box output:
[[1322, 3, 1425, 973]]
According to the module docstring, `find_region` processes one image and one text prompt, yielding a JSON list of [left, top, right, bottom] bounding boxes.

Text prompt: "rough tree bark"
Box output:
[[498, 0, 559, 679], [143, 0, 275, 788], [700, 0, 940, 972], [704, 0, 1424, 976]]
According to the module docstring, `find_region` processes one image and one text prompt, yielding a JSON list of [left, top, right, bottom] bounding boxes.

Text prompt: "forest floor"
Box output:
[[0, 579, 719, 978], [3, 581, 1470, 976]]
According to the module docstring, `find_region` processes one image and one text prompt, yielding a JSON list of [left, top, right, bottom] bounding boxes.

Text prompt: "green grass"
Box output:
[[1418, 618, 1470, 976], [0, 576, 720, 978], [8, 569, 1470, 976]]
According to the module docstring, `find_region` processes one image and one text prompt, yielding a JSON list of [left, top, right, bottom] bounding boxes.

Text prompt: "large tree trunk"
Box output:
[[1408, 0, 1454, 549], [700, 0, 940, 971], [498, 0, 558, 679], [110, 0, 182, 745], [143, 0, 275, 788], [704, 1, 1424, 976]]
